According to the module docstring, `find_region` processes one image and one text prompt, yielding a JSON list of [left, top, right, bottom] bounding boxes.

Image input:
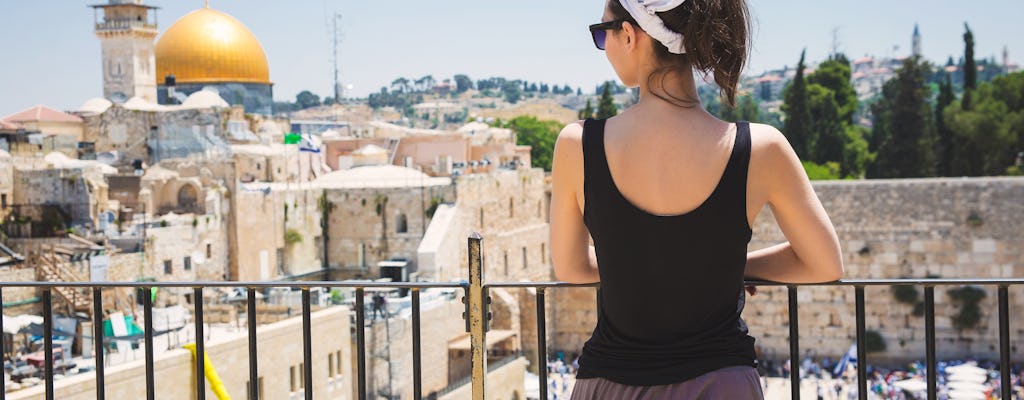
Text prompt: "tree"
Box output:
[[808, 58, 858, 125], [596, 83, 618, 119], [869, 57, 936, 178], [719, 94, 759, 123], [806, 83, 845, 165], [578, 99, 594, 120], [453, 74, 473, 93], [782, 50, 813, 159], [295, 90, 321, 109], [391, 77, 410, 93], [945, 71, 1024, 176], [507, 116, 561, 171], [501, 80, 522, 104], [935, 75, 956, 176], [962, 24, 977, 110]]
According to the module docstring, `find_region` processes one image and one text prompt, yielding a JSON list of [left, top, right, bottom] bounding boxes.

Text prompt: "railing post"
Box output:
[[924, 286, 936, 400], [93, 288, 105, 400], [998, 286, 1010, 400], [536, 287, 547, 400], [43, 289, 54, 400], [467, 233, 487, 400], [247, 288, 259, 400], [787, 286, 800, 400], [144, 286, 155, 400], [412, 288, 423, 400], [855, 286, 867, 400]]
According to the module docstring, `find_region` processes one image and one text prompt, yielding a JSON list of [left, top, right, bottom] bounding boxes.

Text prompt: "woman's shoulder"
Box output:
[[747, 122, 797, 163]]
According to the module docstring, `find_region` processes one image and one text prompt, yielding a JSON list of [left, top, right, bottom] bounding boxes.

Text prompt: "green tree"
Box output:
[[805, 84, 844, 165], [295, 90, 321, 109], [719, 94, 760, 123], [507, 116, 562, 171], [502, 80, 522, 104], [842, 125, 874, 178], [936, 75, 956, 176], [808, 58, 858, 125], [962, 24, 977, 110], [578, 99, 594, 120], [869, 57, 936, 178], [782, 50, 813, 159], [596, 83, 618, 119], [453, 74, 473, 93], [944, 71, 1024, 176]]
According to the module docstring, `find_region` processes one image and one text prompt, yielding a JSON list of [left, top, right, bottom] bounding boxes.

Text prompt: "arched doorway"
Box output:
[[177, 185, 199, 213]]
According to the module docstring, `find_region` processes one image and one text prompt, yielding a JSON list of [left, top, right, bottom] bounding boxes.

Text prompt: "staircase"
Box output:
[[385, 138, 401, 165], [33, 246, 92, 312]]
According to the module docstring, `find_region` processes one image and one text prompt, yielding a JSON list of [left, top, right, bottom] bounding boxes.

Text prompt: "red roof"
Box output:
[[0, 119, 20, 130], [2, 105, 82, 124]]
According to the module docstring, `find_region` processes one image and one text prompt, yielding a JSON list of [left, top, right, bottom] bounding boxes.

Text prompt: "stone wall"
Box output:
[[8, 306, 351, 400], [231, 185, 324, 281], [144, 214, 228, 282], [437, 357, 528, 400], [549, 177, 1024, 364]]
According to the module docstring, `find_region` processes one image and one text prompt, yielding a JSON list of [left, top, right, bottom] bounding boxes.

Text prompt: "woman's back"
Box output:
[[576, 116, 756, 385]]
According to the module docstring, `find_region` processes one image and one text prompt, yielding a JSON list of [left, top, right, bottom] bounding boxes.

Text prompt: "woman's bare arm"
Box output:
[[550, 122, 600, 284], [745, 125, 844, 283]]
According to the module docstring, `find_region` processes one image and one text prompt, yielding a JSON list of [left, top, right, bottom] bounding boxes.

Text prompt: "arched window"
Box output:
[[177, 185, 198, 212], [396, 213, 408, 234], [509, 197, 514, 218]]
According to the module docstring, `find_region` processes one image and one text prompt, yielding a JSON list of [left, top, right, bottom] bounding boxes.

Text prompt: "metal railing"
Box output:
[[0, 233, 1019, 400]]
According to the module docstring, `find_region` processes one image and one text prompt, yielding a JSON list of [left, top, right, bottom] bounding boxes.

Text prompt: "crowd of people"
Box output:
[[759, 356, 1024, 399]]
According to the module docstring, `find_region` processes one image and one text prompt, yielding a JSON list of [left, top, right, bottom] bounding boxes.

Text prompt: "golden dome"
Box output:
[[155, 8, 271, 85]]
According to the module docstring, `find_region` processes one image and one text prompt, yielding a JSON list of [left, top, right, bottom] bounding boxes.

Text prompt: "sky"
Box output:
[[0, 0, 1022, 117]]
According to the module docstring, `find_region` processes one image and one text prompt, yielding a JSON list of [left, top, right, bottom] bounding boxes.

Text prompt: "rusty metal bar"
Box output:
[[468, 233, 487, 400]]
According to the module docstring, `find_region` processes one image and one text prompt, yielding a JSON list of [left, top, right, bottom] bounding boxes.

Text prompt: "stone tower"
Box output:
[[912, 23, 922, 58], [91, 0, 158, 103]]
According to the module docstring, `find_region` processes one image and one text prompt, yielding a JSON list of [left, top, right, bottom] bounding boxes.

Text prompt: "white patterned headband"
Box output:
[[618, 0, 689, 54]]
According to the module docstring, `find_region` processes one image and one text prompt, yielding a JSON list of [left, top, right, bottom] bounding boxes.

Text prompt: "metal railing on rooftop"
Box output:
[[0, 233, 1020, 400]]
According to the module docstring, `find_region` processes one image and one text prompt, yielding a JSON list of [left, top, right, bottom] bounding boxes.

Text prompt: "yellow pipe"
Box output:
[[182, 343, 231, 400]]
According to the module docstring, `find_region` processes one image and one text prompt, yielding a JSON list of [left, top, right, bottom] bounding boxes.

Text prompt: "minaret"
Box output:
[[1004, 46, 1010, 69], [91, 0, 159, 103], [912, 24, 922, 58]]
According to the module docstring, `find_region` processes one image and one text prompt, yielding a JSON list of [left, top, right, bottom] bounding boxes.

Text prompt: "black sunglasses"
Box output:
[[589, 20, 627, 50]]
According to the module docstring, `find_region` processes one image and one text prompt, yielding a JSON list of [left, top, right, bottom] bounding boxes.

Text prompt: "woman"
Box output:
[[549, 0, 845, 398]]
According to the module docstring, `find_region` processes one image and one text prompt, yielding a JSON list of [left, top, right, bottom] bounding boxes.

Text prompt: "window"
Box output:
[[290, 365, 297, 392], [479, 208, 485, 229], [537, 200, 542, 218], [328, 353, 335, 377], [1, 194, 7, 208], [206, 243, 212, 258], [509, 197, 514, 218], [184, 256, 192, 271], [396, 213, 408, 234], [522, 247, 528, 270], [503, 251, 509, 276], [163, 260, 172, 275], [541, 243, 547, 265], [336, 350, 342, 377]]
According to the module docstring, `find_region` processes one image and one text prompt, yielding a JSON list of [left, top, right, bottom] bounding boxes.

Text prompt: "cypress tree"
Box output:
[[596, 83, 618, 119], [872, 57, 936, 178], [782, 50, 813, 159], [935, 75, 956, 176], [578, 99, 594, 120], [962, 23, 977, 110]]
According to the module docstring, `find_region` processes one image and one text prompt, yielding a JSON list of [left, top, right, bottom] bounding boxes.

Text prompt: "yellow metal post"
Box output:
[[468, 233, 487, 400]]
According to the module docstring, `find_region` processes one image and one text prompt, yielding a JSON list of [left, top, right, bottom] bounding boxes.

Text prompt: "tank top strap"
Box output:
[[716, 121, 752, 214], [582, 118, 613, 197]]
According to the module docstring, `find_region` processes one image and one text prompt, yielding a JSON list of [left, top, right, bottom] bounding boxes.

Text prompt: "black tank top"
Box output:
[[575, 118, 758, 386]]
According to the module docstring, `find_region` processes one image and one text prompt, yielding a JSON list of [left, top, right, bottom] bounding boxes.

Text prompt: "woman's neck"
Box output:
[[634, 65, 703, 110]]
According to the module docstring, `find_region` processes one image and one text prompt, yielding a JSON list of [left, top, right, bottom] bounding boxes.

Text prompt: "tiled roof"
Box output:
[[0, 119, 20, 130], [3, 105, 83, 124]]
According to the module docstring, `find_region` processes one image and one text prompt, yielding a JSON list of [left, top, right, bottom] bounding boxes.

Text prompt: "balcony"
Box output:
[[94, 20, 157, 33], [0, 234, 1020, 399]]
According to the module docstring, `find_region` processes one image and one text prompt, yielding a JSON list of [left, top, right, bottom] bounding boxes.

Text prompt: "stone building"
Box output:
[[9, 154, 116, 234]]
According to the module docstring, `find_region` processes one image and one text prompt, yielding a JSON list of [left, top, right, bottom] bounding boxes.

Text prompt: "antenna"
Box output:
[[831, 27, 841, 59], [329, 12, 345, 102]]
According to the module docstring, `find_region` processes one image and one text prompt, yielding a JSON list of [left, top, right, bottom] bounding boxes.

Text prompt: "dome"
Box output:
[[315, 165, 452, 189], [155, 7, 271, 85], [181, 90, 229, 109], [78, 98, 113, 115]]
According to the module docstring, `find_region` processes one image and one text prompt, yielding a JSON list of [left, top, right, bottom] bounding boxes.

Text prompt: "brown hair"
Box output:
[[608, 0, 751, 107]]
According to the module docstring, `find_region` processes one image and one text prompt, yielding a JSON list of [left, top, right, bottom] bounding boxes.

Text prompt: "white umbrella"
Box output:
[[2, 314, 43, 334], [948, 372, 988, 384], [893, 378, 928, 392], [948, 381, 988, 392], [946, 363, 988, 376], [948, 388, 986, 400]]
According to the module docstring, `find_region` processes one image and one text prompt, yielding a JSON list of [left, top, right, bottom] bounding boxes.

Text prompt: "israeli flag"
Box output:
[[833, 343, 858, 377]]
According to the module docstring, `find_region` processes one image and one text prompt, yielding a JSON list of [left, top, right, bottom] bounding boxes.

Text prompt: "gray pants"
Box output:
[[571, 365, 764, 400]]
